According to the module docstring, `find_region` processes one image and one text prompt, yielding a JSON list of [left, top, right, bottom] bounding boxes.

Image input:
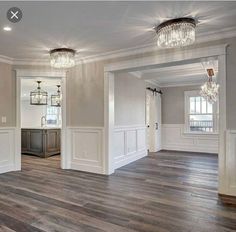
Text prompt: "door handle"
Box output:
[[155, 123, 158, 130]]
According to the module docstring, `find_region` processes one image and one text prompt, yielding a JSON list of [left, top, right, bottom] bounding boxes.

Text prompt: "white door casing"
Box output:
[[15, 69, 68, 170]]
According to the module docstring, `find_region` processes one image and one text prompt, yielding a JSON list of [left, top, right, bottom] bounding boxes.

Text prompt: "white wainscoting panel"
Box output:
[[0, 128, 16, 174], [114, 125, 147, 169], [67, 127, 105, 174], [162, 124, 219, 153], [226, 130, 236, 195]]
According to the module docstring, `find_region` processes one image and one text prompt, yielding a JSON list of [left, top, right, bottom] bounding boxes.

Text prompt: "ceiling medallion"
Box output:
[[155, 17, 196, 48], [200, 68, 219, 104], [50, 48, 76, 68], [30, 81, 48, 105]]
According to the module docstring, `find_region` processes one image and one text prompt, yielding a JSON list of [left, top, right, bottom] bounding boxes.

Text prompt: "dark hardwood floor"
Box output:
[[0, 151, 236, 232]]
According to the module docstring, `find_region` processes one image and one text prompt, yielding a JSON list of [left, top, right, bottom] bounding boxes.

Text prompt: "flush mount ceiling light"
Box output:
[[50, 48, 76, 68], [30, 81, 48, 105], [200, 68, 219, 104], [155, 17, 196, 48], [51, 85, 61, 107]]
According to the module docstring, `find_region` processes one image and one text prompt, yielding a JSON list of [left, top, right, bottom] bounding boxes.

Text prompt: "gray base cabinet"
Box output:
[[21, 129, 61, 158]]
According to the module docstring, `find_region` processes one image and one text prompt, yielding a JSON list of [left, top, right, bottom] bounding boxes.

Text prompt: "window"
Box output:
[[185, 91, 218, 133], [46, 106, 61, 126]]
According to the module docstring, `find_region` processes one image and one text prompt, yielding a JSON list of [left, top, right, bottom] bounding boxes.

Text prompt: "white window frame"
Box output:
[[184, 90, 218, 134], [46, 105, 61, 126]]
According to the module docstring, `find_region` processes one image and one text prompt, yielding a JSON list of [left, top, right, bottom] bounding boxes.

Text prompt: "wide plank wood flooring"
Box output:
[[0, 151, 236, 232]]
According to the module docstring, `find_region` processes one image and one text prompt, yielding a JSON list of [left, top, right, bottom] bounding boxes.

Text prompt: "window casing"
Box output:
[[185, 90, 218, 133]]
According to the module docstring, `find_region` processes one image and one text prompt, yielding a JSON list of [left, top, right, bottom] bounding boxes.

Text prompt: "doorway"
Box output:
[[104, 44, 227, 195], [15, 70, 67, 170]]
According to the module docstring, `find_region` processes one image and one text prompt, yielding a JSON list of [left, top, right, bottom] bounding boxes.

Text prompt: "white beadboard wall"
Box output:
[[162, 124, 219, 154], [66, 127, 105, 174], [0, 127, 16, 174], [113, 125, 147, 169]]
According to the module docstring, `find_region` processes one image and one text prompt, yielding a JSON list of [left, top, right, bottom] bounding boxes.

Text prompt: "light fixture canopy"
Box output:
[[50, 48, 76, 68], [30, 81, 48, 105], [51, 85, 61, 107], [155, 17, 196, 48]]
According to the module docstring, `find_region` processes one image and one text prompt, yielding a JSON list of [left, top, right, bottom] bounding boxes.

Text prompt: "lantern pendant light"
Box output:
[[30, 81, 48, 105], [51, 85, 61, 107]]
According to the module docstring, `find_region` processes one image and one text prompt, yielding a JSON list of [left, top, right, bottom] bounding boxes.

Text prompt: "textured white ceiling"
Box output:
[[0, 1, 236, 60]]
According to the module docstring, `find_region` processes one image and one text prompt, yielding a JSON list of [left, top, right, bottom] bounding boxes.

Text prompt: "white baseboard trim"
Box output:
[[114, 149, 147, 169], [0, 164, 15, 174], [162, 124, 219, 154], [114, 125, 147, 170]]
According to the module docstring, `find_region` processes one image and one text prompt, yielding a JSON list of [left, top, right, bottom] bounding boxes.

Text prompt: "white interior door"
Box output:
[[146, 91, 161, 152]]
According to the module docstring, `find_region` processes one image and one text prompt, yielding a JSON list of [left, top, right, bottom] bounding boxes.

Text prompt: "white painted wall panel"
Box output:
[[114, 125, 147, 169], [226, 130, 236, 195], [68, 127, 104, 174], [0, 128, 15, 174], [162, 124, 219, 153]]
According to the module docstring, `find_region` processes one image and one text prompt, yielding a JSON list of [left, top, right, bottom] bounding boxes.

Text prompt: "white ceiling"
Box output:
[[0, 1, 236, 61], [21, 78, 61, 100], [130, 61, 218, 87]]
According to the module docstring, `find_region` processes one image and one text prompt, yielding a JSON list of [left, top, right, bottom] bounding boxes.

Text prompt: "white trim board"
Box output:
[[105, 44, 227, 72]]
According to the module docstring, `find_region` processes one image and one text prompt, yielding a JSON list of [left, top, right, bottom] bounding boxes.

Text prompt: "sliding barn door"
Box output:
[[146, 91, 161, 152]]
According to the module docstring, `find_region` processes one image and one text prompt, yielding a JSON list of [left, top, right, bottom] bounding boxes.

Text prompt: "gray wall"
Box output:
[[0, 63, 15, 127], [114, 72, 146, 126], [161, 85, 200, 124], [66, 61, 105, 127]]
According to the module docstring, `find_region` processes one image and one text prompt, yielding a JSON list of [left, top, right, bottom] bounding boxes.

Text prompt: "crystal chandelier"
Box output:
[[200, 68, 219, 104], [155, 18, 196, 48], [50, 48, 76, 68], [30, 81, 48, 105], [51, 85, 61, 107]]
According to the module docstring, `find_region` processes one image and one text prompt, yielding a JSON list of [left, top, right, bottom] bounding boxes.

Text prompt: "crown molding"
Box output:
[[0, 26, 235, 66]]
